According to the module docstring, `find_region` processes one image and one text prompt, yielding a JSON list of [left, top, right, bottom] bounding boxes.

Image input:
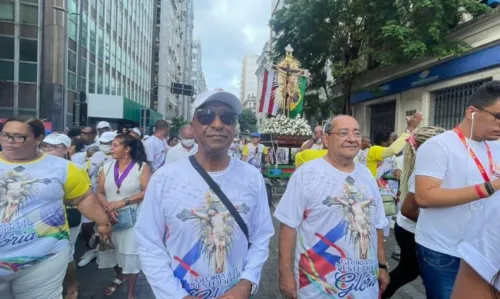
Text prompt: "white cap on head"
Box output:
[[131, 128, 142, 137], [191, 89, 242, 119], [97, 121, 111, 129], [43, 134, 71, 148], [98, 131, 117, 143]]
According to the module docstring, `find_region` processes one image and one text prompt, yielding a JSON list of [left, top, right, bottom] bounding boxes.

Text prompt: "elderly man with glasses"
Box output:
[[274, 115, 390, 299], [135, 89, 274, 299]]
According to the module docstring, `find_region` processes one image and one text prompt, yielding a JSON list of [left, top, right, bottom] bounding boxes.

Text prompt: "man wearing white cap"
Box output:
[[96, 121, 112, 138], [78, 130, 117, 267], [129, 128, 142, 139], [136, 89, 274, 299]]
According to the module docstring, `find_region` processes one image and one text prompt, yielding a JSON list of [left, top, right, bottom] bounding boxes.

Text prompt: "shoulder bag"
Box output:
[[189, 155, 251, 248]]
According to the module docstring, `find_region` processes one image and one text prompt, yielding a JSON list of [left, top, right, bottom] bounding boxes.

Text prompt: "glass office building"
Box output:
[[0, 0, 154, 130]]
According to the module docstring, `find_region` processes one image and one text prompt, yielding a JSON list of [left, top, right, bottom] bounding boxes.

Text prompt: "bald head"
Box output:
[[325, 115, 359, 134], [179, 125, 194, 139], [313, 125, 323, 140]]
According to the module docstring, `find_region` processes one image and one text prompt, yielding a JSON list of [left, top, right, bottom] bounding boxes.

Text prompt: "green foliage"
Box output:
[[169, 116, 190, 136], [238, 109, 257, 134], [270, 0, 490, 114]]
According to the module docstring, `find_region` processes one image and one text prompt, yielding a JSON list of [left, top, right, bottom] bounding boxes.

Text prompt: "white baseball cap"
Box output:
[[191, 89, 243, 119], [131, 128, 142, 137], [98, 131, 117, 143], [43, 134, 71, 148], [97, 121, 111, 129]]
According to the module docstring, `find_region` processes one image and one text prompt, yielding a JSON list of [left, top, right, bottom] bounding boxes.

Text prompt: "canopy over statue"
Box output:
[[268, 44, 310, 118]]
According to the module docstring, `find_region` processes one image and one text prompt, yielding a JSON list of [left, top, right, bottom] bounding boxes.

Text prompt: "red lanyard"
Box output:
[[454, 127, 494, 182]]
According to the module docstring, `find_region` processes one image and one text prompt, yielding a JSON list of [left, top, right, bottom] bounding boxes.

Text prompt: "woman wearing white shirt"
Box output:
[[382, 126, 445, 298], [451, 194, 500, 299]]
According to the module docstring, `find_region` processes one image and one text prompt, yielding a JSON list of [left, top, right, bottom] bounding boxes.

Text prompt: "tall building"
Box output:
[[0, 0, 155, 131], [243, 94, 257, 114], [191, 39, 207, 98], [155, 0, 194, 120], [240, 55, 258, 104]]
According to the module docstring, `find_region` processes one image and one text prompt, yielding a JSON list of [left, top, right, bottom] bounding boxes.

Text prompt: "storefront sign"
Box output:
[[352, 44, 500, 104]]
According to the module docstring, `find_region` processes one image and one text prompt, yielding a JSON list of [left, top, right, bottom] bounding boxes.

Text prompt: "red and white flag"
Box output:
[[258, 70, 278, 115]]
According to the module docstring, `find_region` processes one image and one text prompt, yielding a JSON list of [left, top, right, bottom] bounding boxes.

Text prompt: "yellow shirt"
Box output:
[[295, 149, 327, 168], [0, 153, 90, 277], [366, 132, 410, 177]]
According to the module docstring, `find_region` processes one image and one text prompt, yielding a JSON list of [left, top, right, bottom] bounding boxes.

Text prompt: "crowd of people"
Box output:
[[0, 82, 499, 299]]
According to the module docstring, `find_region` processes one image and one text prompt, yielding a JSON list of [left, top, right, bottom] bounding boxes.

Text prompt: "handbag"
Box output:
[[189, 155, 251, 248], [382, 195, 397, 216], [66, 206, 82, 228], [111, 206, 137, 232]]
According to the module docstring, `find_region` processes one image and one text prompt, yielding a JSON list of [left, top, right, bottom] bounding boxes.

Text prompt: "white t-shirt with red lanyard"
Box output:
[[414, 129, 500, 257]]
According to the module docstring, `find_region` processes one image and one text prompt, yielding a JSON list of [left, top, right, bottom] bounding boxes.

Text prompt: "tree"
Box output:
[[238, 109, 257, 134], [270, 0, 489, 114], [169, 116, 190, 136]]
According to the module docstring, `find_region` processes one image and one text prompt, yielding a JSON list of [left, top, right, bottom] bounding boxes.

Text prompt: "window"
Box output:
[[0, 36, 14, 59], [0, 60, 14, 81], [68, 21, 77, 40], [19, 39, 37, 62], [68, 72, 77, 91], [18, 83, 37, 109], [68, 51, 77, 72], [20, 4, 38, 25], [19, 63, 37, 82], [0, 2, 15, 22], [89, 62, 96, 82]]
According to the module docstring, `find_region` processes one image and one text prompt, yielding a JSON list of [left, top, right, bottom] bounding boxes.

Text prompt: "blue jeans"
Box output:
[[415, 243, 460, 299]]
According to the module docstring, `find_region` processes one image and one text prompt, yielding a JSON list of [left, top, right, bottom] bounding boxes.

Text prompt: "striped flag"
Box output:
[[258, 70, 278, 115]]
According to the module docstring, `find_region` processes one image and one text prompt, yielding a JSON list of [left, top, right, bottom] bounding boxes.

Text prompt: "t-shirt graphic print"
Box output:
[[175, 189, 250, 277], [274, 158, 387, 299]]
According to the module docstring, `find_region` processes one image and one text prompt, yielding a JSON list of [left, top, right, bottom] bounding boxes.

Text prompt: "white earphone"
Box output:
[[472, 112, 476, 120]]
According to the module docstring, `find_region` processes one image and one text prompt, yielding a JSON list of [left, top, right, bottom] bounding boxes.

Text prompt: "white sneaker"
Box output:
[[78, 249, 97, 267]]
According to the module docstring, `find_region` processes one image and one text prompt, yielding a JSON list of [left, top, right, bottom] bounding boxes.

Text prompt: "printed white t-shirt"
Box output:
[[144, 135, 169, 172], [274, 158, 388, 299], [396, 171, 416, 233], [414, 130, 500, 257], [457, 192, 500, 291], [242, 143, 267, 170], [0, 154, 89, 278], [135, 158, 274, 299]]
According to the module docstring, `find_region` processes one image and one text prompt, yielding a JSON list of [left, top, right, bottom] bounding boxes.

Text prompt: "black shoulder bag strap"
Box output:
[[189, 155, 251, 248]]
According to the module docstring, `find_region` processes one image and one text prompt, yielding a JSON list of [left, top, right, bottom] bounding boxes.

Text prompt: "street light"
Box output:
[[53, 5, 83, 127]]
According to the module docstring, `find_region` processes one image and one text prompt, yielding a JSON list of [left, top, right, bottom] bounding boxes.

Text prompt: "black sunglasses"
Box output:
[[195, 108, 238, 126]]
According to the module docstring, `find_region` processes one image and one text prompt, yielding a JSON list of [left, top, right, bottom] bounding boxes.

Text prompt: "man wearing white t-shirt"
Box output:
[[274, 115, 389, 299], [415, 81, 500, 299], [135, 89, 274, 299], [165, 124, 198, 164], [144, 120, 170, 172], [298, 125, 324, 152]]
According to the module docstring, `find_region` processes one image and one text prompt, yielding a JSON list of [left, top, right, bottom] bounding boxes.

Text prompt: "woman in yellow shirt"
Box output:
[[0, 117, 110, 299]]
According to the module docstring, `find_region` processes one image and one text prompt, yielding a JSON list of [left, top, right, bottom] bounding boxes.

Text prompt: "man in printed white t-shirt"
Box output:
[[135, 89, 274, 299], [241, 132, 269, 170], [165, 124, 198, 163], [144, 119, 170, 172], [414, 81, 500, 299], [274, 115, 389, 299]]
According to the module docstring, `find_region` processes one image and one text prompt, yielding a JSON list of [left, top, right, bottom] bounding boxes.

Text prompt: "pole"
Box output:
[[74, 1, 83, 126]]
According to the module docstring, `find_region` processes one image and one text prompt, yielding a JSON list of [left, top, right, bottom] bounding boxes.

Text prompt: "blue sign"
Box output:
[[351, 44, 500, 104]]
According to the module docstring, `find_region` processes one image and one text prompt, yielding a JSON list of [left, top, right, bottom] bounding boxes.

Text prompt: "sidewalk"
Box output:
[[75, 206, 425, 299]]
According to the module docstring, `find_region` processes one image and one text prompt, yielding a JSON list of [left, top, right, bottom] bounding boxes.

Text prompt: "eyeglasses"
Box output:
[[475, 107, 500, 122], [0, 132, 28, 143], [328, 130, 362, 139], [195, 108, 238, 126]]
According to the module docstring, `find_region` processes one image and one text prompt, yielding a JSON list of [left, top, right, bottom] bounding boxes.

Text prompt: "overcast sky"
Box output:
[[193, 0, 272, 97]]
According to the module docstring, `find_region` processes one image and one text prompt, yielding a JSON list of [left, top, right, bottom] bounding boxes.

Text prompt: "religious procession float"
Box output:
[[258, 44, 312, 198]]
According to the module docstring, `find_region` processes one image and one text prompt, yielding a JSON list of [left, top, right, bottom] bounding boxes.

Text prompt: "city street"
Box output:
[[76, 201, 426, 299]]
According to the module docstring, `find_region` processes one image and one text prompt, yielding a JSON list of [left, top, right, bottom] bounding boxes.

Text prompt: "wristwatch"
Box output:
[[123, 198, 131, 205], [379, 262, 390, 271]]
